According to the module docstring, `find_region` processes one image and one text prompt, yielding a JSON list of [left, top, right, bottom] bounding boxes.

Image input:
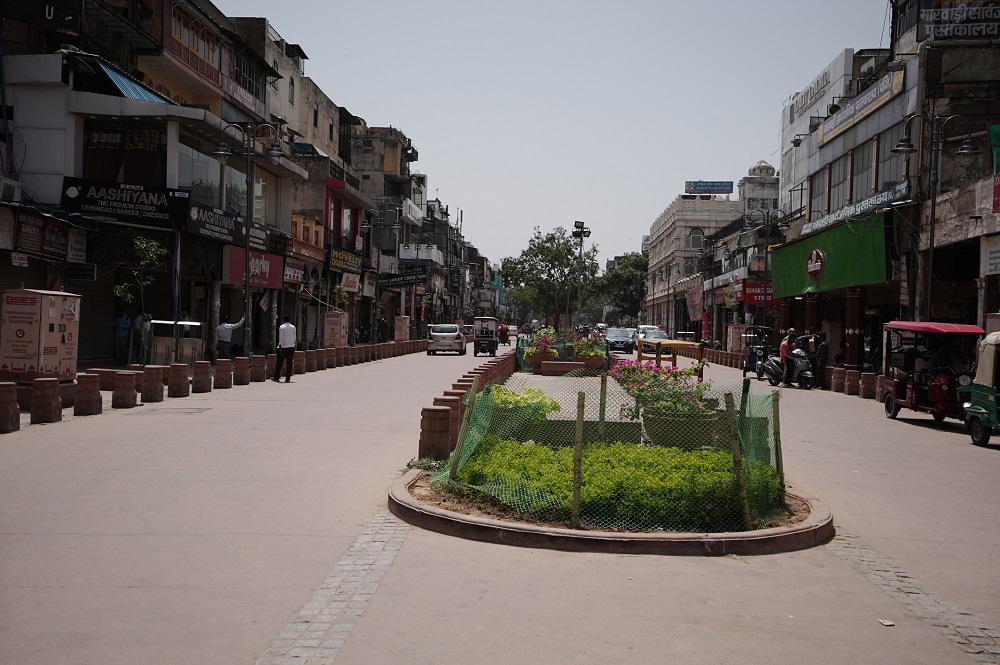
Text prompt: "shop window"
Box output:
[[829, 155, 848, 211], [289, 78, 295, 105], [851, 140, 874, 200], [178, 134, 221, 207], [83, 121, 166, 187], [329, 119, 334, 141], [878, 123, 906, 189], [810, 168, 828, 215], [313, 102, 319, 127], [685, 228, 704, 249]]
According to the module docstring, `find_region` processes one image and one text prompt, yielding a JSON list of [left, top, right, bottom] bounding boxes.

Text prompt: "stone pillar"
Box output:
[[305, 350, 317, 372], [859, 372, 876, 399], [433, 395, 463, 452], [831, 367, 847, 393], [0, 382, 20, 432], [804, 294, 821, 332], [214, 359, 233, 389], [168, 363, 190, 398], [418, 406, 452, 460], [844, 286, 865, 373], [315, 348, 327, 370], [844, 369, 861, 396], [192, 361, 213, 393], [293, 350, 306, 374], [141, 365, 165, 403], [233, 357, 250, 385], [778, 298, 794, 334], [111, 372, 138, 409], [249, 354, 267, 382]]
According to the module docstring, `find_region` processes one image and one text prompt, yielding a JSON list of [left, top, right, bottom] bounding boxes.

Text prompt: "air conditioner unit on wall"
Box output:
[[0, 177, 22, 202]]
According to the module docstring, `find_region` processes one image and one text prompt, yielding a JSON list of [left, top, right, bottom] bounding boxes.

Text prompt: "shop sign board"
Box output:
[[62, 177, 189, 224], [329, 247, 363, 273], [15, 208, 68, 260], [685, 181, 733, 194], [802, 181, 909, 236], [187, 203, 269, 252], [4, 0, 81, 33], [744, 282, 778, 305], [919, 2, 1000, 41], [341, 272, 361, 293], [394, 315, 410, 341], [222, 246, 283, 289], [377, 266, 428, 288], [67, 228, 87, 263], [993, 173, 1000, 213], [982, 233, 1000, 275], [284, 258, 305, 284], [817, 70, 904, 146], [807, 249, 826, 280], [362, 272, 376, 297], [65, 262, 97, 281]]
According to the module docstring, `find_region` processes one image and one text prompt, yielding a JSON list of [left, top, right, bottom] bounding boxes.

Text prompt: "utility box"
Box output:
[[394, 315, 410, 341], [324, 311, 348, 347], [0, 289, 81, 384]]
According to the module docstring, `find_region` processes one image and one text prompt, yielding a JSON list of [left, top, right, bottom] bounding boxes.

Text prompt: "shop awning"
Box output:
[[885, 321, 985, 334], [97, 61, 172, 104]]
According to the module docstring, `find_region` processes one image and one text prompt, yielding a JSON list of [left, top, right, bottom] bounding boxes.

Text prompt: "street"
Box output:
[[1, 350, 998, 664]]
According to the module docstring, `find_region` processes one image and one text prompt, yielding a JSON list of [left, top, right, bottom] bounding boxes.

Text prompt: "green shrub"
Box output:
[[454, 437, 784, 532], [488, 385, 560, 423]]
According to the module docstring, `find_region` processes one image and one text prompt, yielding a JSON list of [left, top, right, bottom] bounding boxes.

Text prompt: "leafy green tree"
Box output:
[[594, 252, 647, 325], [500, 226, 599, 330], [113, 236, 168, 314]]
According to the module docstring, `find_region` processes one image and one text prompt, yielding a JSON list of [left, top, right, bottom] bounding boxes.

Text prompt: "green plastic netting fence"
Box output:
[[432, 368, 785, 533]]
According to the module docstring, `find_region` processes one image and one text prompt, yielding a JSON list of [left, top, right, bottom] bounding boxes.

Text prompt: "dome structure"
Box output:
[[748, 160, 776, 177]]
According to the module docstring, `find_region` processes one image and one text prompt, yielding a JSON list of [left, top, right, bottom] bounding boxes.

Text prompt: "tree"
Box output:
[[500, 226, 600, 330], [594, 252, 647, 325]]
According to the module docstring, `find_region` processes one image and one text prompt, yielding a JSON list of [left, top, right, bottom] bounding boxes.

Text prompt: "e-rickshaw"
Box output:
[[962, 331, 1000, 446], [741, 325, 773, 380], [881, 321, 983, 424], [473, 316, 499, 356]]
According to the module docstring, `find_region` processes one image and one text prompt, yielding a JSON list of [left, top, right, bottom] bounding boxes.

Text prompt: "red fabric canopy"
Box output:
[[884, 321, 985, 335]]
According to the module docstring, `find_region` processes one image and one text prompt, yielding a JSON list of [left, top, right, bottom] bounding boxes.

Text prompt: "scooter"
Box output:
[[760, 348, 814, 389]]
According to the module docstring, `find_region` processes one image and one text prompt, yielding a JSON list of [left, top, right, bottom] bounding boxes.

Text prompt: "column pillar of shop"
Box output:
[[844, 286, 865, 372], [778, 299, 794, 333], [804, 294, 821, 332], [976, 277, 986, 328]]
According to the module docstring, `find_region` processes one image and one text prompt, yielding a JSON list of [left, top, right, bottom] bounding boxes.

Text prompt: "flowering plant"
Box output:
[[524, 327, 559, 358], [571, 335, 606, 358], [609, 359, 713, 418]]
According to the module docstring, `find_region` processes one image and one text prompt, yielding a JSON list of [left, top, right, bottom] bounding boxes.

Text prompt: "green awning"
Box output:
[[771, 215, 888, 297]]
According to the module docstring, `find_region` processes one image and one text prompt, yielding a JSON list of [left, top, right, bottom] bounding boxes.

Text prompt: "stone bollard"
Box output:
[[305, 350, 317, 372], [334, 347, 344, 367], [325, 348, 336, 368], [859, 372, 876, 399], [215, 359, 233, 389], [249, 355, 267, 382], [168, 363, 190, 398], [315, 348, 327, 371], [845, 369, 861, 396], [433, 395, 463, 452], [265, 354, 276, 379], [875, 374, 886, 402], [111, 372, 138, 409], [73, 374, 103, 416], [30, 378, 62, 423], [418, 406, 452, 460], [831, 367, 846, 393], [233, 357, 250, 385], [141, 365, 165, 403], [0, 382, 21, 432], [192, 361, 213, 393], [824, 366, 834, 391], [294, 350, 306, 374]]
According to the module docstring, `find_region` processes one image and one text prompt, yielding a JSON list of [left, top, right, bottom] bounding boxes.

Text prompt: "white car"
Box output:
[[426, 324, 467, 355], [636, 325, 660, 340]]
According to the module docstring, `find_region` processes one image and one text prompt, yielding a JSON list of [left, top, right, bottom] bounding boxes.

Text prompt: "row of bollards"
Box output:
[[0, 340, 429, 434]]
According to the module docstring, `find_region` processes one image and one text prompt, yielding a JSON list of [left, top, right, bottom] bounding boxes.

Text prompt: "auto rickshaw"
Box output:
[[473, 316, 499, 356], [963, 331, 1000, 446], [741, 325, 772, 380], [881, 321, 983, 424]]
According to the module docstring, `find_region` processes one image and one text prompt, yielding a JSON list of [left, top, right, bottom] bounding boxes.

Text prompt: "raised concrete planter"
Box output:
[[541, 361, 586, 376]]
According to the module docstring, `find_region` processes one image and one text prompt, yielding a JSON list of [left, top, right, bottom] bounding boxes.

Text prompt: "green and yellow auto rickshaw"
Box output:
[[963, 331, 1000, 447]]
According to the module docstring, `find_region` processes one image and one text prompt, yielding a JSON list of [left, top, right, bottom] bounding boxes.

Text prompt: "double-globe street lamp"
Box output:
[[213, 123, 283, 356], [360, 205, 402, 341], [745, 209, 785, 330], [891, 111, 981, 321]]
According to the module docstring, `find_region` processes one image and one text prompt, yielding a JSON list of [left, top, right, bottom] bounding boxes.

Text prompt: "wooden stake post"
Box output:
[[724, 392, 753, 531], [572, 391, 585, 529], [598, 373, 607, 440]]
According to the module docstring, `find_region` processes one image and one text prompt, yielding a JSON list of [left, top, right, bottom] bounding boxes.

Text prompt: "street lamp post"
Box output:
[[572, 220, 592, 326], [892, 111, 981, 321], [745, 210, 784, 330], [360, 205, 402, 340], [213, 123, 283, 357]]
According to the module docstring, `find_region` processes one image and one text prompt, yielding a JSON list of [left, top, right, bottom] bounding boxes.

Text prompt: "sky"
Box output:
[[214, 0, 893, 268]]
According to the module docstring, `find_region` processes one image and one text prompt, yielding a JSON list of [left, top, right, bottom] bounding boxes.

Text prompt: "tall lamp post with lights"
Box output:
[[213, 123, 283, 356], [572, 220, 592, 326], [745, 209, 786, 330], [891, 111, 981, 321], [360, 205, 402, 341]]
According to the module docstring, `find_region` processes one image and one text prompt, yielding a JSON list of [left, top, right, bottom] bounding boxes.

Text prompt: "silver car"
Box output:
[[426, 324, 467, 355]]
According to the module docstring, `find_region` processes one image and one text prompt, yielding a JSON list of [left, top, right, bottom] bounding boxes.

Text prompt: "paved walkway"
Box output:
[[2, 352, 999, 664]]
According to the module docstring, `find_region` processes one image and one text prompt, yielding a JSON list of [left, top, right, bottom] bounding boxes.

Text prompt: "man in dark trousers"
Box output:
[[273, 315, 296, 383], [816, 331, 830, 389]]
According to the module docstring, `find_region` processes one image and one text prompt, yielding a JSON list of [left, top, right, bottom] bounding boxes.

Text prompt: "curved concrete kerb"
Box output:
[[388, 469, 834, 556]]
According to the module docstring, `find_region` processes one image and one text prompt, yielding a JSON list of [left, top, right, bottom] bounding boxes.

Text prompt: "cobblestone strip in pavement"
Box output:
[[255, 509, 411, 665], [827, 529, 1000, 664]]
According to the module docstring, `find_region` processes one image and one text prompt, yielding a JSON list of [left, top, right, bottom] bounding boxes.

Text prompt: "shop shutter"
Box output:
[[66, 270, 118, 362]]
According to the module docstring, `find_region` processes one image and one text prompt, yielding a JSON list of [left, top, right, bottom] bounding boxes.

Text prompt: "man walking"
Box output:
[[816, 331, 830, 389], [273, 315, 296, 383], [216, 315, 244, 360], [780, 328, 796, 388]]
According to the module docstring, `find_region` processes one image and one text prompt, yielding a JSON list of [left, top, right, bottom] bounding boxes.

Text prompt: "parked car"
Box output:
[[605, 328, 635, 354], [426, 324, 467, 355], [636, 325, 660, 340]]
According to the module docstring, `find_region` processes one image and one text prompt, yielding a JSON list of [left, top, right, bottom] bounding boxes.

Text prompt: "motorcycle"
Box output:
[[761, 348, 814, 389]]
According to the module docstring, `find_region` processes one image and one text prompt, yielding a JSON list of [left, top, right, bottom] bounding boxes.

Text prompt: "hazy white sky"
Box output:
[[214, 0, 893, 267]]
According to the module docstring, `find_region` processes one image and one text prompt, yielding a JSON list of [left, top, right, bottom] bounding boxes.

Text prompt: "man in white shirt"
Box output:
[[273, 315, 296, 383], [216, 315, 245, 360]]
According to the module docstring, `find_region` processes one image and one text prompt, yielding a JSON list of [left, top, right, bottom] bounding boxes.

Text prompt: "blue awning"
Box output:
[[98, 61, 173, 105]]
